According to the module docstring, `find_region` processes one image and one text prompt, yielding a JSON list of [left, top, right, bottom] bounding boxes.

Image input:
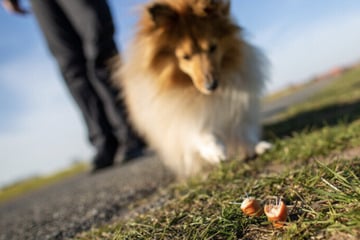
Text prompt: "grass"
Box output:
[[78, 67, 360, 239], [110, 158, 359, 240], [0, 162, 89, 203], [266, 67, 360, 137]]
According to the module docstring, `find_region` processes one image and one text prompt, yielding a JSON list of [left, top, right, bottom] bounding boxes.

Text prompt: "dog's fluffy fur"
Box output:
[[114, 0, 269, 178]]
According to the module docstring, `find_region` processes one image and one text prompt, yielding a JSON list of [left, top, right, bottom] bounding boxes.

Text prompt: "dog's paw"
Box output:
[[197, 134, 227, 164], [255, 141, 272, 155]]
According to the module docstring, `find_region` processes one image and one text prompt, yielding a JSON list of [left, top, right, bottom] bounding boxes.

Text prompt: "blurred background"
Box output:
[[1, 0, 360, 187]]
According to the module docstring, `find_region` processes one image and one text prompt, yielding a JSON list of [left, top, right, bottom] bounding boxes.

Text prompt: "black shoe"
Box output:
[[91, 161, 113, 173], [110, 125, 146, 162], [91, 153, 115, 173], [91, 138, 118, 173], [123, 146, 146, 162], [118, 136, 147, 163]]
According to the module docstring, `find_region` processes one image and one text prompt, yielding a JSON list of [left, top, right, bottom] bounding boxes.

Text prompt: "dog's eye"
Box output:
[[183, 54, 192, 60], [209, 44, 217, 53]]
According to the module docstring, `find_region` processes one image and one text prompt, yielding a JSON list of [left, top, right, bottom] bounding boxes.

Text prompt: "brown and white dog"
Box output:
[[113, 0, 271, 178]]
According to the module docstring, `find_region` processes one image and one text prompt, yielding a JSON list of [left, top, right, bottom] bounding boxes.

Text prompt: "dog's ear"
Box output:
[[148, 3, 179, 29], [195, 0, 230, 17]]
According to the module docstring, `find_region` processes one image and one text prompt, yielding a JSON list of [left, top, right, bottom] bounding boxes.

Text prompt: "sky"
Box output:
[[1, 0, 360, 187]]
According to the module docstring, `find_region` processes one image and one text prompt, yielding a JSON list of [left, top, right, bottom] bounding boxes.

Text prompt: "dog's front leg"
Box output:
[[195, 133, 227, 164], [239, 123, 272, 159]]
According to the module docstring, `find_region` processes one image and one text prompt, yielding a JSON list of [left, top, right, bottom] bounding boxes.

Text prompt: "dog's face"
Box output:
[[147, 0, 239, 95], [175, 35, 222, 94]]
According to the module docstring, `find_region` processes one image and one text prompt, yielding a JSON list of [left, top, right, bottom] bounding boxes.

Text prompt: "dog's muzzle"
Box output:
[[206, 80, 218, 91]]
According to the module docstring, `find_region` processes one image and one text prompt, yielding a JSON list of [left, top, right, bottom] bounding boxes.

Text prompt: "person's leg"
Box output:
[[30, 0, 119, 168], [56, 0, 146, 161]]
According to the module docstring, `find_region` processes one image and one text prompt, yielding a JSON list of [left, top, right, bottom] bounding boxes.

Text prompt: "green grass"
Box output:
[[267, 67, 360, 137], [77, 67, 360, 240], [0, 162, 89, 203]]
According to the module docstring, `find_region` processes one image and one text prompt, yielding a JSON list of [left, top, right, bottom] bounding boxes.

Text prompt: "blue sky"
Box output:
[[1, 0, 360, 187]]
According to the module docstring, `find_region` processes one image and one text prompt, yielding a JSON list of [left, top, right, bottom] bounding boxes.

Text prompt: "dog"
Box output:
[[113, 0, 271, 178]]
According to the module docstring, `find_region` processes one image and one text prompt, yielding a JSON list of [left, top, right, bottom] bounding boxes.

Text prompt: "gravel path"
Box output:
[[0, 155, 173, 240]]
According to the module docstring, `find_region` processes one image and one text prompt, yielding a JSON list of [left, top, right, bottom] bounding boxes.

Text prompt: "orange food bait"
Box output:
[[264, 198, 288, 228], [241, 197, 263, 217]]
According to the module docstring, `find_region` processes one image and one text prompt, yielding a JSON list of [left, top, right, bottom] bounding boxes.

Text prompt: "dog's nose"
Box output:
[[206, 80, 218, 91]]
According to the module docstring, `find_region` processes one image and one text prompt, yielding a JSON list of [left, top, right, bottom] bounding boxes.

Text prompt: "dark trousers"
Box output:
[[30, 0, 142, 160]]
